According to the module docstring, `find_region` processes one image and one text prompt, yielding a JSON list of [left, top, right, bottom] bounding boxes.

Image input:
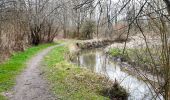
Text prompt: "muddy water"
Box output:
[[72, 49, 163, 100]]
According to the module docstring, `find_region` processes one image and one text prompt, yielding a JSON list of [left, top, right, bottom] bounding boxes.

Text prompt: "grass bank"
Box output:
[[0, 43, 55, 100], [108, 47, 164, 78], [43, 44, 128, 100]]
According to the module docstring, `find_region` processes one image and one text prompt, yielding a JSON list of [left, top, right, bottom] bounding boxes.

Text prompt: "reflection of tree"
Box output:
[[82, 54, 96, 71], [77, 53, 80, 66], [102, 54, 108, 75], [76, 50, 111, 75], [104, 54, 113, 78]]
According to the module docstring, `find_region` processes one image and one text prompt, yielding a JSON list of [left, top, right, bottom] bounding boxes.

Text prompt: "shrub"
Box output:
[[80, 20, 96, 39]]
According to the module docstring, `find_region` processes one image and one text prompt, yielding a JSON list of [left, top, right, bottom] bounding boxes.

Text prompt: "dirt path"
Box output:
[[9, 45, 62, 100]]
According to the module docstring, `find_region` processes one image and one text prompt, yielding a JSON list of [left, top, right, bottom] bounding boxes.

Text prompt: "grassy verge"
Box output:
[[108, 47, 164, 77], [0, 43, 55, 99], [109, 48, 123, 57], [108, 48, 156, 63], [108, 48, 130, 63], [43, 45, 113, 100]]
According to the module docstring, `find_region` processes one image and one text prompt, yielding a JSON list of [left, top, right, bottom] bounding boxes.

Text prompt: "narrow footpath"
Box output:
[[9, 45, 61, 100]]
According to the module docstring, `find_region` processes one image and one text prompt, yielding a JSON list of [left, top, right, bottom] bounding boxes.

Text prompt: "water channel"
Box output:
[[71, 49, 163, 100]]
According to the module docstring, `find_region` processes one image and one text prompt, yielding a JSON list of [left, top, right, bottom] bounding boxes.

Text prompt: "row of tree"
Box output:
[[0, 0, 96, 61]]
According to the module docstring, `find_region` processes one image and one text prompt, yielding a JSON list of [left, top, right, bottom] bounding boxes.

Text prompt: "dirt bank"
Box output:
[[75, 39, 126, 50]]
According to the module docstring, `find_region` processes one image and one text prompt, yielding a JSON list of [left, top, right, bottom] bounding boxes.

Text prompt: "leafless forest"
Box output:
[[0, 0, 170, 99]]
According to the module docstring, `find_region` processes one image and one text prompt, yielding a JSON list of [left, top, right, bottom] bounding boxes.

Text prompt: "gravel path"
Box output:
[[9, 45, 62, 100]]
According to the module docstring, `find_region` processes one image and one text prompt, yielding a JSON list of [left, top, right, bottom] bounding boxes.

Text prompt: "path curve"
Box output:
[[9, 45, 62, 100]]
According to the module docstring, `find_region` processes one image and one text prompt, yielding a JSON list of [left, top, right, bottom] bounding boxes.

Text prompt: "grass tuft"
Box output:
[[109, 48, 123, 57]]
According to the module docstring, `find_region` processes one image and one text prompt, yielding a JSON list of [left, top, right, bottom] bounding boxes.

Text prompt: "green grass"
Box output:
[[0, 43, 55, 99], [109, 48, 156, 64], [43, 45, 111, 100], [108, 48, 125, 58], [0, 95, 6, 100], [109, 48, 122, 57]]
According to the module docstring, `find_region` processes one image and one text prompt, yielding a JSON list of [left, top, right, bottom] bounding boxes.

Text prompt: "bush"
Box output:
[[80, 20, 96, 39]]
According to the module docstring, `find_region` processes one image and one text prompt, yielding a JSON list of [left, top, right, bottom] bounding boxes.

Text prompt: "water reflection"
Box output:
[[72, 49, 163, 100]]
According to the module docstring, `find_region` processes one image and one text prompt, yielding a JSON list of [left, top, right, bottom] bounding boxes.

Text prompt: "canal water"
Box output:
[[71, 49, 163, 100]]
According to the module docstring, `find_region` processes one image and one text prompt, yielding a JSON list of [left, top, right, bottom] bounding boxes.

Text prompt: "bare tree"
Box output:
[[74, 0, 170, 99]]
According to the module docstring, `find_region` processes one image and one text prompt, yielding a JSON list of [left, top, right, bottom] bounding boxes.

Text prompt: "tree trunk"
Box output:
[[163, 1, 170, 99], [163, 0, 170, 15]]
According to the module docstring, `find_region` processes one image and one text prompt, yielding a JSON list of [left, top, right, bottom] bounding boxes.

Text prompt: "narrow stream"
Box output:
[[71, 49, 163, 100]]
